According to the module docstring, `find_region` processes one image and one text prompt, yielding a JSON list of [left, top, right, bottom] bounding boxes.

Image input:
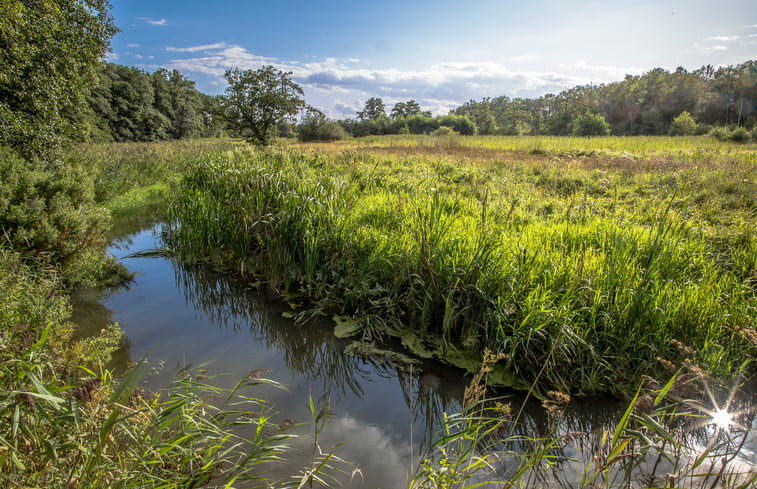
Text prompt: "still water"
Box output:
[[72, 224, 755, 488]]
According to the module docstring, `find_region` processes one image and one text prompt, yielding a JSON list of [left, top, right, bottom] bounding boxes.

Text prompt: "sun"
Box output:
[[710, 408, 734, 431]]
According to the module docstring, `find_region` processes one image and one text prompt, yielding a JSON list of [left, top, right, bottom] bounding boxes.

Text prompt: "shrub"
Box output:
[[298, 108, 347, 142], [709, 126, 731, 141], [572, 111, 611, 136], [0, 146, 118, 286], [404, 114, 439, 134], [437, 114, 477, 135], [432, 125, 457, 137], [694, 123, 712, 135], [730, 126, 752, 143], [669, 111, 697, 136]]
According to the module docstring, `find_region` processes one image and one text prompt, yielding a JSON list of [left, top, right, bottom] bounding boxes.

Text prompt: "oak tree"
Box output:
[[223, 66, 305, 146]]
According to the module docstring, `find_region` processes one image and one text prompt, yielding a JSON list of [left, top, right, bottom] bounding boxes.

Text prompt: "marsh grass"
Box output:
[[0, 246, 334, 488], [166, 138, 756, 396], [411, 354, 756, 489]]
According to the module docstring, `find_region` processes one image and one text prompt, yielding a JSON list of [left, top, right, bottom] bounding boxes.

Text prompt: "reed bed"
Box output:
[[165, 139, 756, 396]]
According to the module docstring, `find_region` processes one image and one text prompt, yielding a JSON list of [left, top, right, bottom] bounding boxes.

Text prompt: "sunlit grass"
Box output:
[[164, 137, 756, 396]]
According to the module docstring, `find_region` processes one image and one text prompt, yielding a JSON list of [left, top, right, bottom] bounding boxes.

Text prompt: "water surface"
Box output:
[[72, 224, 755, 488]]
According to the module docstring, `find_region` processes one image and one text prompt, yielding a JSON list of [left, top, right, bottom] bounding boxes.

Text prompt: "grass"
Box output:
[[4, 134, 753, 487], [165, 136, 756, 396]]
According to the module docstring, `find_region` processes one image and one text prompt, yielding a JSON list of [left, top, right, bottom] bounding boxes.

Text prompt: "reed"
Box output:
[[165, 139, 756, 396]]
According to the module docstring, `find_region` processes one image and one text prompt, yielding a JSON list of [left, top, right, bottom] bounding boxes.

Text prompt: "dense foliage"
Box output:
[[297, 107, 347, 142], [223, 66, 305, 146], [452, 61, 757, 136], [86, 63, 224, 142], [0, 0, 117, 158]]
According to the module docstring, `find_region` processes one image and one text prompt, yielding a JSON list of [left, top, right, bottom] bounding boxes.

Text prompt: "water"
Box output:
[[71, 223, 756, 488]]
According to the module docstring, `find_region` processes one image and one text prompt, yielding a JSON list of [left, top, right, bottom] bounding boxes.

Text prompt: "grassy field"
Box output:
[[160, 135, 756, 396], [3, 135, 753, 487]]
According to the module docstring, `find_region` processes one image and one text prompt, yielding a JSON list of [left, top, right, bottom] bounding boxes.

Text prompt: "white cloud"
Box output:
[[706, 36, 740, 42], [138, 17, 167, 26], [166, 42, 228, 53], [164, 42, 640, 118], [127, 43, 141, 48], [107, 51, 119, 61]]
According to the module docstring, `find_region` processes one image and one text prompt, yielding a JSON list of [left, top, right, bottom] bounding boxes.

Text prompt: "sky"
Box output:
[[109, 0, 757, 118]]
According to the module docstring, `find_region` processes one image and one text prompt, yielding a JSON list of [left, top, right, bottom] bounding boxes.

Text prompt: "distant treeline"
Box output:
[[450, 61, 757, 136], [85, 63, 225, 142], [86, 60, 757, 142]]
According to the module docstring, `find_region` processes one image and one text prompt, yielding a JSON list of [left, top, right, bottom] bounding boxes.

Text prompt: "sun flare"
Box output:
[[710, 408, 734, 431]]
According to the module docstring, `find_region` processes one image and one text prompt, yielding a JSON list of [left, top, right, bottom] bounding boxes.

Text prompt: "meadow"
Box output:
[[3, 134, 755, 487], [161, 135, 756, 396]]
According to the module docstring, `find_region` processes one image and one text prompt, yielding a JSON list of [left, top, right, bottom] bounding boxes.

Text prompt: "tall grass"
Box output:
[[411, 354, 756, 489], [166, 143, 756, 396]]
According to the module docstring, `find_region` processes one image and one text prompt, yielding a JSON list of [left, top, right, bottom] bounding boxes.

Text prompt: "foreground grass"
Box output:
[[167, 136, 756, 396]]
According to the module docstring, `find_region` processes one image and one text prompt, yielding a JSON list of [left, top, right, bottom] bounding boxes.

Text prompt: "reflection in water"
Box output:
[[173, 260, 468, 443], [71, 225, 755, 487]]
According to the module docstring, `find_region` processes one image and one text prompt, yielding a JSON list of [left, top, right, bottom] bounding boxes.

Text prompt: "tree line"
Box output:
[[23, 58, 757, 149], [85, 63, 225, 142], [451, 61, 757, 137]]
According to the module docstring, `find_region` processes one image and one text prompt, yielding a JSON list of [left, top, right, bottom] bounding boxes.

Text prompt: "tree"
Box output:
[[357, 97, 386, 121], [0, 0, 118, 158], [438, 114, 477, 135], [391, 99, 422, 119], [223, 66, 305, 146]]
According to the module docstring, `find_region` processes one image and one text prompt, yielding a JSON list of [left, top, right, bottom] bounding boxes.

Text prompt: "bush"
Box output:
[[432, 126, 458, 137], [572, 111, 611, 136], [297, 108, 347, 142], [694, 123, 712, 135], [404, 114, 439, 134], [438, 114, 477, 135], [0, 146, 117, 285], [709, 126, 731, 141], [669, 111, 697, 136], [730, 126, 752, 143]]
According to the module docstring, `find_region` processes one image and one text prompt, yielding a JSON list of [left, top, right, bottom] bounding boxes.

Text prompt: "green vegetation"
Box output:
[[412, 355, 756, 489], [298, 107, 348, 142], [452, 62, 757, 136], [670, 111, 698, 136], [0, 0, 117, 158], [166, 135, 756, 396], [223, 66, 306, 146], [1, 1, 754, 484], [86, 63, 224, 142]]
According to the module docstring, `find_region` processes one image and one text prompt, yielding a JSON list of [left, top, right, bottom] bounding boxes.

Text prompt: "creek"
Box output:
[[71, 223, 755, 488]]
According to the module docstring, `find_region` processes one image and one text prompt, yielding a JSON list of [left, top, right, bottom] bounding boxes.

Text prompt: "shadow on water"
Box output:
[[71, 224, 755, 487]]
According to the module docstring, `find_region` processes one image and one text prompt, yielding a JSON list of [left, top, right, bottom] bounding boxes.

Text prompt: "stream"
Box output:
[[71, 223, 755, 488]]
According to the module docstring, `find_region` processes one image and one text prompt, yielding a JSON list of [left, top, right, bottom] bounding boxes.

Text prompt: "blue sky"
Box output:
[[110, 0, 757, 118]]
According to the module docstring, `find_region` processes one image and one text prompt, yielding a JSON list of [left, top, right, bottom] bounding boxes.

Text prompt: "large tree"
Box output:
[[357, 97, 387, 121], [0, 0, 118, 158], [223, 66, 305, 146]]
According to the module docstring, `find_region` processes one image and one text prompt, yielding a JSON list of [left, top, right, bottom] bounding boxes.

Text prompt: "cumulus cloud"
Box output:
[[138, 17, 167, 26], [164, 42, 633, 118]]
